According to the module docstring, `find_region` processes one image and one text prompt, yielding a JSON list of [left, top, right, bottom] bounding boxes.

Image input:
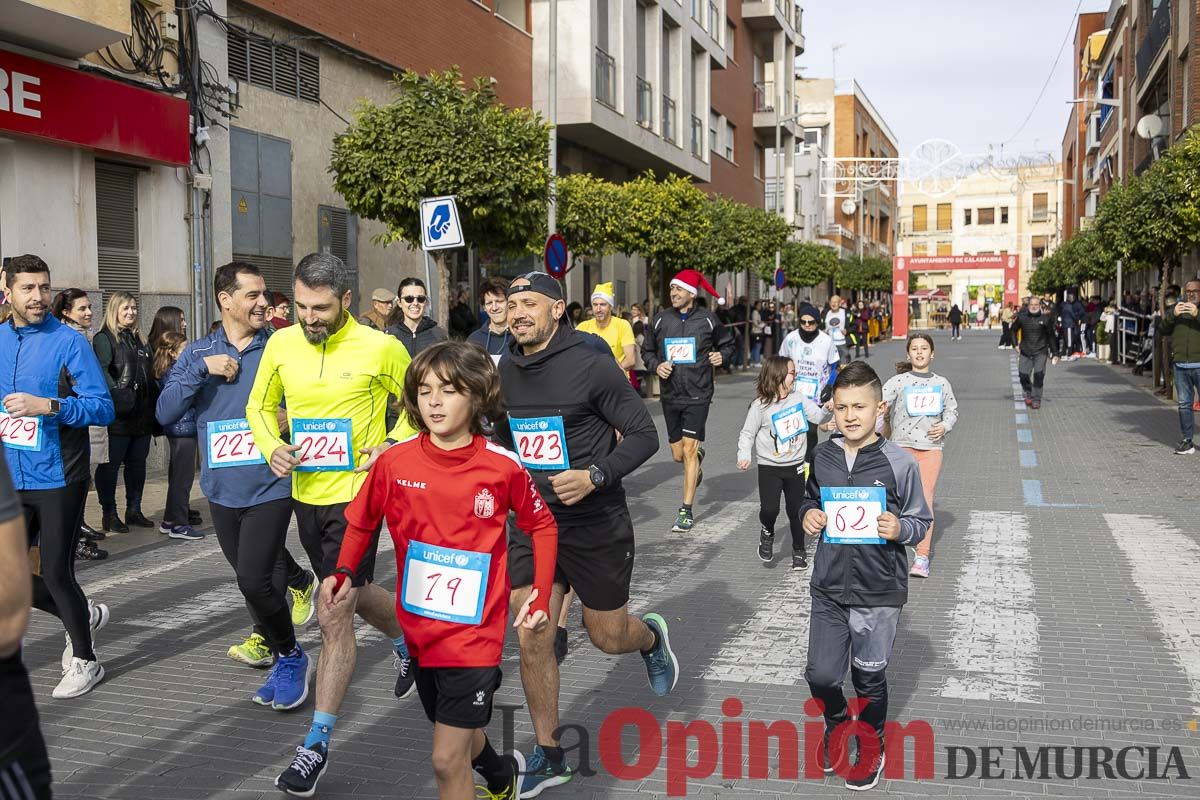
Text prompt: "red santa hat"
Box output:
[[670, 269, 726, 306]]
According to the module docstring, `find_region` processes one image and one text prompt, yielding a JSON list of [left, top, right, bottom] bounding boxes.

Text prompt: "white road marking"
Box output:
[[1104, 514, 1200, 713], [939, 510, 1042, 703]]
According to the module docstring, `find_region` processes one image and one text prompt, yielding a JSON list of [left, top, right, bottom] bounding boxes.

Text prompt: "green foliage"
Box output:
[[769, 240, 840, 289], [1029, 224, 1115, 293], [696, 198, 790, 279], [329, 68, 551, 255], [836, 256, 892, 292], [555, 173, 624, 259], [618, 172, 712, 270]]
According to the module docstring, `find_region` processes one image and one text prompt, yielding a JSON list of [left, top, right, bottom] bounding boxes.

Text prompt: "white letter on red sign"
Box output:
[[12, 72, 41, 119]]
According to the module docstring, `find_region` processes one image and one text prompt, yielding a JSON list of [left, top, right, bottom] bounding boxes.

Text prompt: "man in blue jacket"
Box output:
[[157, 261, 315, 710], [1, 254, 114, 700]]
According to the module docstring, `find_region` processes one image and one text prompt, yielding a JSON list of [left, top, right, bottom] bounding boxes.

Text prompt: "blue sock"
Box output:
[[304, 711, 337, 749], [392, 636, 409, 659]]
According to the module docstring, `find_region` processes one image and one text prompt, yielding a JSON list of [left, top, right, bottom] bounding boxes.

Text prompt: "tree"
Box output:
[[696, 197, 790, 290], [760, 240, 840, 304], [836, 256, 892, 293], [619, 172, 712, 309], [555, 173, 624, 265], [330, 68, 551, 324]]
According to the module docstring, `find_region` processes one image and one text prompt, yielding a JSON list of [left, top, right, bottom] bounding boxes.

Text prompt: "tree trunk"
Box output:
[[434, 251, 450, 330]]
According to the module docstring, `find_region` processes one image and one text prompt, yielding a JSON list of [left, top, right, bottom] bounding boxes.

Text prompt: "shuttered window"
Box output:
[[912, 242, 928, 256], [912, 205, 928, 232], [936, 241, 952, 256], [227, 24, 320, 104], [95, 162, 139, 300], [318, 206, 360, 311], [1032, 192, 1049, 222], [977, 207, 995, 225], [231, 254, 294, 298], [936, 203, 952, 231]]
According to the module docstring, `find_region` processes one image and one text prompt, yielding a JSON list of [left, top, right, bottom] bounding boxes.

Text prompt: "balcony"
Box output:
[[636, 77, 653, 130], [690, 115, 704, 158], [753, 81, 774, 113], [0, 0, 130, 58], [741, 0, 790, 33], [663, 96, 678, 144], [1137, 0, 1171, 83], [594, 46, 616, 109]]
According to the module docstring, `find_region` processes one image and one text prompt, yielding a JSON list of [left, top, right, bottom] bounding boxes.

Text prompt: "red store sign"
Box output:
[[0, 47, 189, 166]]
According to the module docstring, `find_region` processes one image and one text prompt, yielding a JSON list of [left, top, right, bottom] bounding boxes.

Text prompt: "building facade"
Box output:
[[1061, 11, 1108, 246]]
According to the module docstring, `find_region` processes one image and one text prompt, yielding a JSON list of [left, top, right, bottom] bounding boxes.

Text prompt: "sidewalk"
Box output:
[[80, 467, 212, 558]]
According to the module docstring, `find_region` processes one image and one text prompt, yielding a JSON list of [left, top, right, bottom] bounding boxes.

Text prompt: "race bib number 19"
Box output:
[[292, 418, 353, 472], [664, 337, 697, 364], [401, 541, 490, 625], [821, 486, 886, 545], [904, 385, 944, 416], [508, 416, 569, 471], [0, 412, 42, 452], [206, 419, 262, 468]]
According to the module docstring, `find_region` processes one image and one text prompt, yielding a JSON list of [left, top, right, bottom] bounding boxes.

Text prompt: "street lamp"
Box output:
[[774, 107, 802, 280], [1069, 78, 1124, 307]]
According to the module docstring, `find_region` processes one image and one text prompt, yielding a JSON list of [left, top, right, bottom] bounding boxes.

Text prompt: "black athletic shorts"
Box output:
[[294, 500, 379, 587], [661, 402, 710, 443], [415, 662, 503, 729], [508, 507, 635, 612]]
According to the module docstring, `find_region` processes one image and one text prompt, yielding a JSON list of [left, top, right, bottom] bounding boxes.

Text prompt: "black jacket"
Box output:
[[641, 306, 735, 406], [497, 323, 659, 525], [800, 437, 931, 607], [386, 316, 448, 358], [1013, 309, 1059, 357], [94, 328, 156, 437]]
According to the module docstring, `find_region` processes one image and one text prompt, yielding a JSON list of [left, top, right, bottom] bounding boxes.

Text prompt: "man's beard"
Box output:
[[302, 323, 330, 344]]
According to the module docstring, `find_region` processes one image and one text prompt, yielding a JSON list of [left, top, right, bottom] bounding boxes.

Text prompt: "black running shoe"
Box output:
[[393, 653, 416, 699], [275, 742, 328, 797], [75, 538, 108, 561], [791, 552, 807, 570], [554, 626, 568, 665], [758, 528, 774, 562], [846, 753, 885, 791]]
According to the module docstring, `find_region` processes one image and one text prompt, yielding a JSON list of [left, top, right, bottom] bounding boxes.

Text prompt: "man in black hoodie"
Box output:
[[497, 272, 679, 795], [641, 269, 736, 533], [1013, 295, 1060, 409]]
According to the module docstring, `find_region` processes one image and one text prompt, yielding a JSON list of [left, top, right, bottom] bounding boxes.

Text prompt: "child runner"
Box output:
[[328, 341, 557, 800], [736, 356, 831, 570], [881, 333, 958, 578], [800, 362, 932, 791]]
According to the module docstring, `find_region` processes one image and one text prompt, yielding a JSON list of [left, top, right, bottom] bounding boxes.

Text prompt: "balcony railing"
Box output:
[[636, 77, 653, 129], [690, 114, 704, 158], [594, 46, 615, 108], [663, 95, 677, 143], [753, 81, 773, 113], [1136, 0, 1171, 83]]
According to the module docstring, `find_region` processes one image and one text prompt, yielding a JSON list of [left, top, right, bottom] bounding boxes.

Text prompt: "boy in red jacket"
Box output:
[[328, 341, 557, 800]]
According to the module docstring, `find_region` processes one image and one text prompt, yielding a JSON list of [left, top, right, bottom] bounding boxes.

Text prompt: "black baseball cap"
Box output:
[[506, 271, 564, 302]]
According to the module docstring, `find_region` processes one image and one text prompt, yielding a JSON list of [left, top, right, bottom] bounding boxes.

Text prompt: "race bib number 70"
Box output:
[[0, 412, 42, 451], [821, 486, 886, 545]]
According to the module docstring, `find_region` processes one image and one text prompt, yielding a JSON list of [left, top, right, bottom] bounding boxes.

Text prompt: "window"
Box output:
[[710, 111, 720, 153], [726, 22, 736, 59], [724, 120, 735, 160], [1001, 206, 1009, 224], [494, 0, 526, 29], [936, 203, 952, 231], [754, 143, 763, 178], [912, 205, 928, 232], [1032, 235, 1048, 264], [318, 206, 359, 310], [963, 209, 972, 225], [1031, 192, 1049, 222], [912, 242, 929, 256], [95, 162, 139, 300], [597, 0, 610, 51], [936, 241, 952, 256], [977, 207, 995, 225], [227, 24, 319, 103]]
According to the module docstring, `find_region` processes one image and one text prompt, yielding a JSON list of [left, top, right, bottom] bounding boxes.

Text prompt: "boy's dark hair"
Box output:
[[5, 254, 50, 287], [214, 261, 262, 303], [832, 360, 883, 401], [402, 341, 503, 436], [480, 277, 509, 303], [755, 356, 794, 404]]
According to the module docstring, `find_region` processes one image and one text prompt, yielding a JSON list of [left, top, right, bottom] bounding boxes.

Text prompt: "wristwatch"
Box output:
[[46, 398, 61, 417], [588, 464, 607, 489]]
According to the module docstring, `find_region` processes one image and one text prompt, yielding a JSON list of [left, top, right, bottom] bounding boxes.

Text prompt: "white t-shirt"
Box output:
[[824, 309, 847, 346], [778, 329, 840, 397]]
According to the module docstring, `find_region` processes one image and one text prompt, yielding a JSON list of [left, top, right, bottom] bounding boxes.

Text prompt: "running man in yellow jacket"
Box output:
[[246, 253, 419, 796]]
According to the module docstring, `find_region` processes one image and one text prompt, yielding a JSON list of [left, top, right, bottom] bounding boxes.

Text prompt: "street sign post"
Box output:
[[544, 232, 569, 279], [420, 195, 465, 251]]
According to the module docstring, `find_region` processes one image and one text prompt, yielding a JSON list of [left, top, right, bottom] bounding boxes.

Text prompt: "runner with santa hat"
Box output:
[[641, 269, 736, 532]]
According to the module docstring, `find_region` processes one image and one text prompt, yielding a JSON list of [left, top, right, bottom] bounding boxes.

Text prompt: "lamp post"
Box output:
[[1068, 77, 1124, 181], [774, 106, 802, 282], [547, 0, 558, 236]]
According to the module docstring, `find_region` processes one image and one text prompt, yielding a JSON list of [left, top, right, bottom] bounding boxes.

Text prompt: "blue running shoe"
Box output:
[[167, 524, 204, 541], [252, 662, 279, 706], [272, 647, 312, 711], [521, 744, 573, 798], [640, 613, 678, 696]]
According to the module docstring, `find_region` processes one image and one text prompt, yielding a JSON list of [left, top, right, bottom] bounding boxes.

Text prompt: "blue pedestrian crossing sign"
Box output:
[[420, 195, 464, 251]]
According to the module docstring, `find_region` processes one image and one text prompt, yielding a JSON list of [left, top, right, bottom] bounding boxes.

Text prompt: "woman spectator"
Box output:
[[269, 293, 292, 329], [750, 300, 766, 367], [386, 277, 447, 358], [51, 289, 107, 560], [92, 292, 156, 533], [565, 302, 584, 327], [147, 305, 187, 349], [151, 331, 203, 541]]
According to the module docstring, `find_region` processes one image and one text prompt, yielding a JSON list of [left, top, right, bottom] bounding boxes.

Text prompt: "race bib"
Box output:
[[0, 412, 42, 452], [508, 415, 569, 471], [401, 540, 490, 625], [904, 386, 944, 417], [292, 418, 353, 472], [206, 419, 263, 468], [821, 486, 886, 545], [771, 405, 809, 442], [664, 337, 697, 364], [795, 376, 821, 399]]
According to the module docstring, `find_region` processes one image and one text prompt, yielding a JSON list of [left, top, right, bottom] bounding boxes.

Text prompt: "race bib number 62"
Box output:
[[821, 486, 886, 545], [508, 415, 570, 471], [0, 411, 42, 452], [292, 418, 353, 472]]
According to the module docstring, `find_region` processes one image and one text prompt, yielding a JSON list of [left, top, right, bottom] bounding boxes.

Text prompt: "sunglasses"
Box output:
[[402, 295, 427, 304], [799, 319, 818, 327]]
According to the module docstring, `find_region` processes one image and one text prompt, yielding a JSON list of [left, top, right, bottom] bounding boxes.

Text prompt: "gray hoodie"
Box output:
[[737, 393, 831, 466], [881, 370, 958, 450]]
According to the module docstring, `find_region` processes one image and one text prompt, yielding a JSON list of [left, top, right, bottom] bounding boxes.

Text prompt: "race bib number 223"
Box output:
[[508, 415, 569, 471]]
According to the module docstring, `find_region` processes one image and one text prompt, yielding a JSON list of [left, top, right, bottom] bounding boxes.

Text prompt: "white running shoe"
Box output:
[[53, 658, 105, 699], [62, 601, 110, 672]]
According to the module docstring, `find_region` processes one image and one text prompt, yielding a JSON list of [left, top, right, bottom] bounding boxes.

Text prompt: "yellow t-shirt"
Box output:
[[577, 317, 636, 367]]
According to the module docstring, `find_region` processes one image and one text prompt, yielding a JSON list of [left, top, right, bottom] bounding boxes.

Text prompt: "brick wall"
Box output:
[[238, 0, 533, 107], [702, 5, 763, 208]]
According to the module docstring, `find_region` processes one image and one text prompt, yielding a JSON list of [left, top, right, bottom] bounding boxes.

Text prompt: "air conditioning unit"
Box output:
[[1086, 112, 1101, 152]]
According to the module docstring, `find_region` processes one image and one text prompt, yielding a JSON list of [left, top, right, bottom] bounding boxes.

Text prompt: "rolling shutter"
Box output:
[[912, 205, 927, 232], [936, 203, 952, 231], [95, 162, 139, 299]]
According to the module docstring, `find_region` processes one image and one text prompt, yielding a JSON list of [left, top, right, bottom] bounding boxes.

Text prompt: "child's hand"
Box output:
[[820, 420, 838, 432], [927, 423, 946, 441], [877, 511, 901, 541], [737, 459, 750, 471], [321, 573, 353, 610], [802, 509, 827, 536], [514, 588, 549, 632]]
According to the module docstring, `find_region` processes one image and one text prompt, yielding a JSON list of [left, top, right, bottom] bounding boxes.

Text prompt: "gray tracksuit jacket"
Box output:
[[737, 394, 831, 466], [881, 370, 959, 451]]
